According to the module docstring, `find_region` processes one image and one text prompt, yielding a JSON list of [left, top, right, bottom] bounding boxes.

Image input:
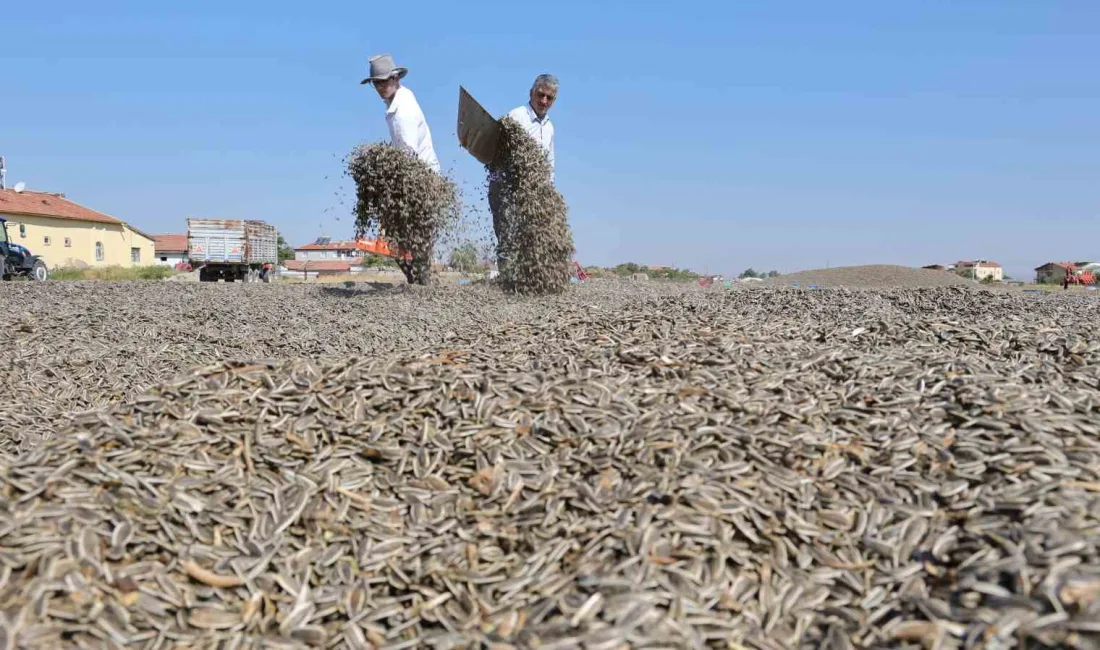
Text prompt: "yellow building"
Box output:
[[0, 188, 154, 270], [955, 260, 1004, 283]]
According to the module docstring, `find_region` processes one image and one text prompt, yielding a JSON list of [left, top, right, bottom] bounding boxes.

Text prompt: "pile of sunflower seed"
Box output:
[[487, 117, 575, 295], [0, 281, 695, 456], [347, 143, 462, 285], [2, 284, 1100, 649]]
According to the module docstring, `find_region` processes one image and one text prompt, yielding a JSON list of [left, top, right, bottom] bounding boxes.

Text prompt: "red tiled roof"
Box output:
[[155, 234, 188, 253], [284, 260, 351, 272], [1035, 261, 1077, 271], [295, 241, 359, 251], [0, 188, 122, 225]]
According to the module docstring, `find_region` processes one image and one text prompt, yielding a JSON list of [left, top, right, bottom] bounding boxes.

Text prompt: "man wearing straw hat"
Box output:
[[361, 54, 440, 173]]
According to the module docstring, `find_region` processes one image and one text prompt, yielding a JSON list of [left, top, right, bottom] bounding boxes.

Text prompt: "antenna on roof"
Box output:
[[0, 156, 6, 190]]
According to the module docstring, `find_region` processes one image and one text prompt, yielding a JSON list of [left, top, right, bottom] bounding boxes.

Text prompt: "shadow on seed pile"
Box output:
[[489, 118, 575, 296], [347, 143, 461, 285]]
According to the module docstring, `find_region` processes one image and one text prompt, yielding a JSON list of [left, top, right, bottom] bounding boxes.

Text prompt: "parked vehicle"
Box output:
[[0, 217, 48, 281], [187, 218, 278, 283]]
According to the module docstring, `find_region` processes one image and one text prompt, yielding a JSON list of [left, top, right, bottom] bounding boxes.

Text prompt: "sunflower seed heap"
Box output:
[[0, 281, 695, 456], [347, 144, 461, 285], [488, 117, 575, 295], [2, 283, 1100, 648], [763, 265, 976, 289]]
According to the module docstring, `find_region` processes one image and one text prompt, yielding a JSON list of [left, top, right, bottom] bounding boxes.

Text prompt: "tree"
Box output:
[[362, 253, 398, 268], [613, 262, 645, 276], [739, 268, 759, 279], [767, 270, 780, 277], [448, 242, 479, 273], [277, 235, 295, 263]]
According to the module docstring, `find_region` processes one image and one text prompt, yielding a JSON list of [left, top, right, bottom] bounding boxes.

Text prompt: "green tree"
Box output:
[[448, 242, 479, 273], [668, 268, 700, 282], [767, 270, 780, 278], [277, 235, 295, 263], [361, 253, 398, 268], [739, 268, 759, 279], [613, 262, 645, 276]]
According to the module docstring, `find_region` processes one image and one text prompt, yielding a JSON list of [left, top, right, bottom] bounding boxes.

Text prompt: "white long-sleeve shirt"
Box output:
[[386, 86, 440, 173], [506, 104, 554, 179]]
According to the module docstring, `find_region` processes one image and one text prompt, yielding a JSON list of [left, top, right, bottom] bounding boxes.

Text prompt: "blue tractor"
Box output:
[[0, 217, 49, 281]]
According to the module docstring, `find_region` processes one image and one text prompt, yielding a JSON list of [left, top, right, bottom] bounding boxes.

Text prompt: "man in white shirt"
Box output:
[[361, 54, 440, 173], [489, 74, 559, 274], [505, 74, 556, 179]]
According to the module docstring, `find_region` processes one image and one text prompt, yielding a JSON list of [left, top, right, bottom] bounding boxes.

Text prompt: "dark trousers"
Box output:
[[397, 255, 430, 285], [488, 177, 510, 273]]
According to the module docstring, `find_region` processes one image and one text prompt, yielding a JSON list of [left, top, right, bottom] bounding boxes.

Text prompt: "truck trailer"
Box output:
[[188, 218, 278, 283]]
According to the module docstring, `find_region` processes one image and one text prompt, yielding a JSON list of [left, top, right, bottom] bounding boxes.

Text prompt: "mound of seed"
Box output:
[[347, 143, 461, 285], [0, 280, 695, 456], [3, 285, 1100, 648], [764, 265, 976, 289], [488, 117, 575, 295]]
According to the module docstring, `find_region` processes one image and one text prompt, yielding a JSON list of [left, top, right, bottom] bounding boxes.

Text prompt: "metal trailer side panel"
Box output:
[[188, 219, 246, 264], [244, 221, 279, 265]]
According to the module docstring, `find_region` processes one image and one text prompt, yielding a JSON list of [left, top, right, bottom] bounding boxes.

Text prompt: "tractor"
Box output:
[[0, 217, 49, 281]]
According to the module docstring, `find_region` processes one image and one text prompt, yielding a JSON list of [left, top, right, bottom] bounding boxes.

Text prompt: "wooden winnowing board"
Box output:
[[457, 86, 501, 166]]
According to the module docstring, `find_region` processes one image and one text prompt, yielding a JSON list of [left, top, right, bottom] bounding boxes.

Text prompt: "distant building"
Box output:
[[294, 236, 399, 261], [955, 260, 1003, 282], [922, 264, 946, 271], [282, 259, 358, 279], [1035, 262, 1077, 284], [0, 187, 154, 269], [154, 234, 188, 267]]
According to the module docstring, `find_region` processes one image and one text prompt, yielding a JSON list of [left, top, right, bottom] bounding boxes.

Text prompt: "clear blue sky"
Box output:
[[3, 0, 1098, 280]]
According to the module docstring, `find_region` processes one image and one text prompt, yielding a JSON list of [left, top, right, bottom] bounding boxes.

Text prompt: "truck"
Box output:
[[187, 218, 278, 283], [0, 217, 49, 281]]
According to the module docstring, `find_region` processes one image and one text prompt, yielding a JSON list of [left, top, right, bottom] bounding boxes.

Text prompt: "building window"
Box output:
[[95, 242, 104, 261], [19, 224, 26, 238], [131, 247, 141, 264], [64, 238, 72, 247], [160, 256, 168, 262], [43, 236, 51, 246]]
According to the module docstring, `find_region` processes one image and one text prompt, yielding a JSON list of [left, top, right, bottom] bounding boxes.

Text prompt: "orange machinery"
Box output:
[[354, 236, 412, 261], [1068, 269, 1096, 285]]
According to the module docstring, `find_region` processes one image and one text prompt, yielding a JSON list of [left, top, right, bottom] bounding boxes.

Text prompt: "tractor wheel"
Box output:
[[31, 259, 48, 281]]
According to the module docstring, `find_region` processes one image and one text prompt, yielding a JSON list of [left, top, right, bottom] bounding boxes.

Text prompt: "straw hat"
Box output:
[[360, 54, 408, 85]]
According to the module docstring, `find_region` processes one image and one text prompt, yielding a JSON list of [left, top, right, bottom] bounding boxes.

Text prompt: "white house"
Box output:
[[154, 234, 189, 267], [294, 238, 364, 261]]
